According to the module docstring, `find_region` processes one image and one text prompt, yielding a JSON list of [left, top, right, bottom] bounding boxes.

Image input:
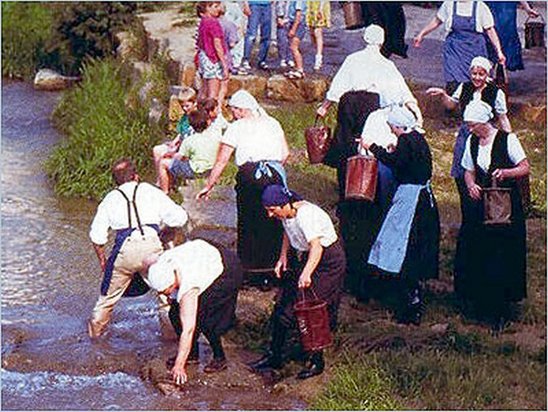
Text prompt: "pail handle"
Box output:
[[313, 115, 326, 127], [525, 13, 545, 24], [299, 286, 320, 303]]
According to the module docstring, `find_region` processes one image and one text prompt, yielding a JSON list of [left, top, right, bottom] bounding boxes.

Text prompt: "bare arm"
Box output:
[[212, 37, 228, 79], [316, 99, 333, 118], [485, 27, 506, 65], [497, 113, 512, 133], [171, 288, 199, 385], [274, 232, 290, 278], [492, 159, 530, 181], [92, 243, 107, 272], [520, 1, 539, 17], [425, 87, 459, 110], [414, 17, 442, 47], [298, 237, 323, 289], [197, 143, 234, 199], [288, 10, 302, 37], [464, 169, 482, 201]]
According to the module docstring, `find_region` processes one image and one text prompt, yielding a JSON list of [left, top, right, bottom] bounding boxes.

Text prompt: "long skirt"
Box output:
[[486, 2, 524, 71], [457, 186, 526, 312], [235, 162, 284, 271], [273, 241, 346, 331]]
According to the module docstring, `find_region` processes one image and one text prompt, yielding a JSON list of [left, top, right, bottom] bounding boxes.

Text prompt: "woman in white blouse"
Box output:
[[248, 184, 346, 380], [459, 100, 529, 333], [197, 90, 289, 286]]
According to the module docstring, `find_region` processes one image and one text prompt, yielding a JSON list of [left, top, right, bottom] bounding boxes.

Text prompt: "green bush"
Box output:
[[46, 59, 160, 200], [1, 2, 56, 79]]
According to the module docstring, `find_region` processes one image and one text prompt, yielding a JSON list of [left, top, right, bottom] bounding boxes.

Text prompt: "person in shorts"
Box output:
[[284, 1, 307, 79]]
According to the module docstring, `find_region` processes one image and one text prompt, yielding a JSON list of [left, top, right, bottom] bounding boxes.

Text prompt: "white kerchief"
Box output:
[[363, 24, 385, 46]]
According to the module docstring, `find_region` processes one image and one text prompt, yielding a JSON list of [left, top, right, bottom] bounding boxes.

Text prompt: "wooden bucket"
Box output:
[[345, 155, 378, 201], [525, 15, 545, 48], [483, 180, 512, 225], [494, 63, 509, 97], [305, 115, 332, 164], [294, 290, 332, 352], [342, 2, 365, 30]]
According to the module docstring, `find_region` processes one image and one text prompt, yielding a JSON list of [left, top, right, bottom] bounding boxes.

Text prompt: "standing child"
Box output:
[[285, 1, 307, 79], [306, 0, 330, 71], [275, 0, 293, 69], [196, 2, 229, 105], [153, 87, 198, 184]]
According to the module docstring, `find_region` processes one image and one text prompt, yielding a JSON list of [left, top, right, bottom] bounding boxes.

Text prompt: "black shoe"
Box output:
[[296, 362, 324, 380], [248, 354, 282, 371]]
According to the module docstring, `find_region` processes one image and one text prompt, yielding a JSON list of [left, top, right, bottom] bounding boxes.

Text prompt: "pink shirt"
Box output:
[[197, 16, 226, 63]]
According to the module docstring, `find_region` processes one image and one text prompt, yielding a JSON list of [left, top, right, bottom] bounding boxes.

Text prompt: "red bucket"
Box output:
[[305, 115, 332, 164], [345, 155, 378, 201], [294, 291, 332, 352]]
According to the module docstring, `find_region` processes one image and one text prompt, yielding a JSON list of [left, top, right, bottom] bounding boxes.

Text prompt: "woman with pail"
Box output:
[[248, 184, 346, 380], [459, 100, 529, 333], [361, 106, 440, 326]]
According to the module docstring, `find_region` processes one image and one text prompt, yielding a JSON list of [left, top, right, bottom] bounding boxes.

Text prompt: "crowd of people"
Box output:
[[86, 1, 536, 388]]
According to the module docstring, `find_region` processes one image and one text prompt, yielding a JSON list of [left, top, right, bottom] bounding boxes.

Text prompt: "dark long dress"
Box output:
[[458, 131, 527, 316], [323, 91, 392, 298], [359, 2, 408, 58], [486, 2, 524, 71], [369, 131, 440, 284], [236, 161, 284, 272]]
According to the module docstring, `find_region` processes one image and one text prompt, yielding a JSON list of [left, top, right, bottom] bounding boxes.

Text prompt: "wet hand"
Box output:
[[298, 273, 311, 289], [171, 365, 188, 386], [467, 183, 482, 201]]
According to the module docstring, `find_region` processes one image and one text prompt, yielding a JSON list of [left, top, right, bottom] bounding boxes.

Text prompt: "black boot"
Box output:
[[297, 351, 325, 380], [395, 285, 423, 326], [248, 318, 286, 371]]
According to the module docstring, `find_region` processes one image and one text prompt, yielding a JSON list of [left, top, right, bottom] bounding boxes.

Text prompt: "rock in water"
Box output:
[[33, 69, 79, 91]]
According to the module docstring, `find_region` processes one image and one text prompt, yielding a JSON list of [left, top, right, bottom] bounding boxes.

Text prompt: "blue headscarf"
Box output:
[[261, 184, 303, 207]]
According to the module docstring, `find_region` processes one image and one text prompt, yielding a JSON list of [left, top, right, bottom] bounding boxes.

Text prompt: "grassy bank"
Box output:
[[46, 59, 164, 199]]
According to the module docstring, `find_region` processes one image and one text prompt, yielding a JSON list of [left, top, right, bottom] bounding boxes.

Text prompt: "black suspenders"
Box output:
[[116, 183, 145, 236]]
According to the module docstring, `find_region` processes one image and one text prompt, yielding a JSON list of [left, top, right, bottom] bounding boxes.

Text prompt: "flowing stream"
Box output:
[[1, 82, 304, 410]]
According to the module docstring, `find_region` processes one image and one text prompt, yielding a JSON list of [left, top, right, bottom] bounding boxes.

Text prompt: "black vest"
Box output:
[[459, 82, 499, 117], [470, 130, 514, 188]]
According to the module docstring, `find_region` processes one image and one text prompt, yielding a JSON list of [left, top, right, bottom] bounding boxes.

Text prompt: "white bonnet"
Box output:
[[470, 56, 492, 73], [386, 105, 418, 129], [147, 257, 177, 292], [228, 89, 260, 111], [363, 24, 385, 46]]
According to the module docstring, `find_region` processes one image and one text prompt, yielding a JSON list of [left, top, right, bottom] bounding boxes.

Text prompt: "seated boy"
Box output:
[[153, 87, 198, 181], [199, 98, 229, 132], [158, 108, 221, 193]]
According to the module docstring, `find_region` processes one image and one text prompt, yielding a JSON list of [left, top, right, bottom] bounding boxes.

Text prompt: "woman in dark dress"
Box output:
[[426, 56, 511, 300], [361, 106, 440, 325], [460, 100, 529, 332], [249, 184, 346, 380]]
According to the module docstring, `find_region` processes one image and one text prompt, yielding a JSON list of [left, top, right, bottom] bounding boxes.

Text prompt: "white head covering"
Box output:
[[228, 89, 266, 116], [363, 24, 385, 46], [470, 56, 492, 73], [147, 258, 177, 292], [463, 100, 494, 123], [387, 105, 418, 129]]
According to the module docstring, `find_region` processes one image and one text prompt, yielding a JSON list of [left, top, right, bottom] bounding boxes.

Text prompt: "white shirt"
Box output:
[[221, 115, 288, 166], [451, 83, 507, 115], [211, 113, 229, 132], [437, 1, 495, 33], [89, 181, 188, 245], [326, 46, 416, 108], [360, 108, 398, 151], [158, 239, 224, 302], [461, 133, 527, 172], [282, 202, 338, 252]]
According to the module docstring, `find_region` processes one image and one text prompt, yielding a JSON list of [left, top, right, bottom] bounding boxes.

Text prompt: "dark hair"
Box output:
[[198, 98, 217, 114], [196, 2, 218, 17], [188, 108, 210, 133], [112, 158, 137, 185]]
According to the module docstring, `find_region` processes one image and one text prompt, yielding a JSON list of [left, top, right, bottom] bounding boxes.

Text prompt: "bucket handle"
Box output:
[[299, 286, 320, 303], [313, 114, 326, 127], [525, 13, 545, 24]]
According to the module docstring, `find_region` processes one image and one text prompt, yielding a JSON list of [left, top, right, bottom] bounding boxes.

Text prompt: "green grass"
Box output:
[[1, 2, 56, 79], [46, 59, 163, 200]]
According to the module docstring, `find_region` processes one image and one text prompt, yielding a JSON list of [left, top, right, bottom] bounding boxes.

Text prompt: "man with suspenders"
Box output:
[[88, 158, 188, 338]]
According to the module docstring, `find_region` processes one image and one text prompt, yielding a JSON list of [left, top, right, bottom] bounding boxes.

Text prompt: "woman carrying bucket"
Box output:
[[248, 184, 346, 380]]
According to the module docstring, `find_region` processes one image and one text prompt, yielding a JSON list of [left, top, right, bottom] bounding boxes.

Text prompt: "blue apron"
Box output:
[[368, 182, 433, 274], [443, 2, 488, 84], [100, 183, 160, 297]]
